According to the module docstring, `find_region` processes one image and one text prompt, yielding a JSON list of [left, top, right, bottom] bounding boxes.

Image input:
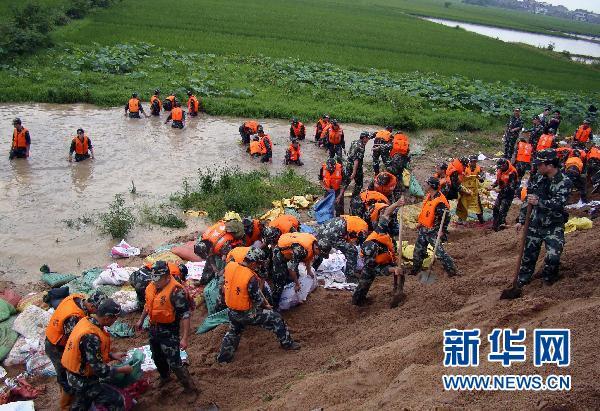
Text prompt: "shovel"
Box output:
[[500, 204, 532, 300], [417, 209, 448, 285], [390, 198, 406, 308]]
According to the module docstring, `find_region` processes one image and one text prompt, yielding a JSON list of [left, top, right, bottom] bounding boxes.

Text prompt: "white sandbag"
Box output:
[[0, 401, 35, 411], [278, 264, 318, 311], [3, 337, 44, 367], [185, 261, 206, 281], [26, 353, 56, 377], [111, 240, 141, 258], [12, 305, 51, 339], [111, 290, 139, 313], [93, 263, 137, 287]]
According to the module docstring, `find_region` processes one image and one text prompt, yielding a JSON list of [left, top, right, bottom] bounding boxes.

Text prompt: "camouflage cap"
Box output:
[[244, 247, 266, 263], [150, 260, 170, 281], [97, 299, 122, 317], [533, 149, 557, 164], [87, 290, 107, 308]]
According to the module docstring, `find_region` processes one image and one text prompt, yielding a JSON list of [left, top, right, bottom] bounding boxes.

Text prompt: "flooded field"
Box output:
[[0, 104, 382, 283]]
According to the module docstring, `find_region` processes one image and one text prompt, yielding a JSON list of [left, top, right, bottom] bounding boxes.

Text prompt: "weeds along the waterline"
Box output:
[[140, 204, 186, 229], [99, 194, 136, 239], [170, 167, 320, 221]]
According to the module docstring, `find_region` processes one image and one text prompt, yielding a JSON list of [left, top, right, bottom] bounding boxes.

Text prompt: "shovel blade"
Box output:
[[389, 291, 406, 308], [418, 270, 437, 285], [499, 286, 522, 300]]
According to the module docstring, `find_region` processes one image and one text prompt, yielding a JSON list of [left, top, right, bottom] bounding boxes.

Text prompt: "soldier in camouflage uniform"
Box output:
[[409, 177, 457, 277], [527, 115, 544, 154], [340, 131, 371, 198], [492, 158, 518, 231], [62, 299, 132, 411], [313, 216, 369, 283], [136, 261, 197, 396], [217, 248, 300, 363], [514, 149, 572, 291], [504, 108, 524, 159]]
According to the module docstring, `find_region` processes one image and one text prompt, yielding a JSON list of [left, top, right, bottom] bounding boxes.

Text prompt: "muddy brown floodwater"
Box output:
[[0, 104, 384, 283]]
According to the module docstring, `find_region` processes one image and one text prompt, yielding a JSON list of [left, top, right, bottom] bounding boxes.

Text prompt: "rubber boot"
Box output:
[[173, 365, 199, 396], [59, 389, 73, 411]]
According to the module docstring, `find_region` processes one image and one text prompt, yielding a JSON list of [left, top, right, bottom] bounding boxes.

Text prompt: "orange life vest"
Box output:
[[12, 128, 28, 149], [575, 125, 591, 143], [520, 187, 528, 201], [417, 192, 450, 229], [369, 202, 388, 223], [374, 130, 392, 143], [226, 246, 250, 263], [249, 140, 262, 155], [291, 122, 304, 137], [128, 98, 140, 113], [278, 232, 316, 263], [288, 144, 301, 161], [341, 215, 369, 242], [537, 134, 554, 151], [373, 172, 397, 197], [46, 294, 86, 346], [328, 127, 343, 145], [363, 231, 395, 264], [496, 162, 518, 187], [565, 156, 583, 173], [73, 136, 89, 155], [321, 163, 343, 190], [244, 121, 259, 134], [171, 107, 183, 121], [61, 317, 110, 377], [464, 164, 481, 177], [317, 120, 330, 137], [588, 147, 600, 161], [360, 191, 390, 206], [150, 95, 162, 110], [389, 133, 409, 157], [515, 142, 533, 163], [145, 276, 183, 325], [166, 262, 184, 282], [269, 214, 299, 235], [188, 95, 199, 113], [201, 221, 237, 255], [223, 262, 256, 311], [244, 219, 262, 246], [166, 95, 176, 103], [446, 159, 465, 183], [259, 134, 272, 154]]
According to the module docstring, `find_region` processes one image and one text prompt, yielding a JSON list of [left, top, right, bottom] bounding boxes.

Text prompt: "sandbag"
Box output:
[[107, 320, 135, 338], [12, 305, 51, 339], [279, 266, 317, 311], [408, 173, 425, 198], [111, 290, 139, 314], [313, 190, 335, 224], [0, 290, 21, 308], [0, 300, 16, 323], [112, 349, 144, 388], [41, 272, 77, 288], [196, 309, 229, 334], [565, 217, 593, 234], [0, 317, 18, 362], [144, 251, 182, 265], [16, 293, 48, 313], [203, 278, 220, 315], [171, 241, 202, 262], [66, 268, 103, 295]]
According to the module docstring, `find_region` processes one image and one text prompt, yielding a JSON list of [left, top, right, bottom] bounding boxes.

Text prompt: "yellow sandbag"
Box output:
[[402, 169, 410, 187], [399, 241, 433, 268], [223, 211, 241, 221], [260, 207, 283, 221], [565, 217, 593, 234], [401, 204, 422, 229], [144, 251, 183, 265], [292, 196, 311, 208], [16, 292, 49, 312], [277, 196, 313, 209], [184, 210, 208, 218]]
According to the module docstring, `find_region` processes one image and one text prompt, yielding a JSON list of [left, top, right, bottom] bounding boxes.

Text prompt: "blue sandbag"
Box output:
[[196, 309, 230, 334], [313, 191, 335, 224]]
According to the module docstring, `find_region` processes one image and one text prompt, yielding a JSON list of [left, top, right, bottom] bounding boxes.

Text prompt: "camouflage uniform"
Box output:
[[410, 193, 456, 275], [271, 244, 309, 308], [382, 152, 409, 192], [527, 124, 544, 153], [217, 276, 294, 363], [442, 169, 462, 201], [65, 317, 125, 411], [129, 265, 152, 307], [504, 115, 523, 159], [344, 140, 367, 197], [313, 217, 360, 282], [147, 287, 192, 385], [200, 253, 227, 286], [493, 168, 517, 230], [517, 171, 572, 285]]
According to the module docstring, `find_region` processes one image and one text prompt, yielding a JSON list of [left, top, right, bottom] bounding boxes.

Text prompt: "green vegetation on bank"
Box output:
[[99, 194, 135, 238], [170, 168, 321, 221], [44, 0, 598, 91]]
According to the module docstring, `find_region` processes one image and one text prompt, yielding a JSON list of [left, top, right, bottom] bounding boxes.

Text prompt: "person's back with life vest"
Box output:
[[537, 129, 557, 152], [573, 119, 592, 145], [564, 149, 588, 203], [124, 92, 146, 118], [165, 101, 186, 129], [150, 89, 162, 116], [163, 94, 176, 111], [249, 135, 262, 157], [186, 90, 200, 117], [290, 118, 306, 140], [285, 138, 303, 166]]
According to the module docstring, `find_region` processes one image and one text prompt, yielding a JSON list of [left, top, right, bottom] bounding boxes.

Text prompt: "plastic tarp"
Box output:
[[313, 190, 335, 224], [196, 309, 230, 334], [113, 349, 144, 387], [107, 320, 135, 338], [0, 317, 18, 362], [0, 300, 16, 323], [456, 175, 483, 221]]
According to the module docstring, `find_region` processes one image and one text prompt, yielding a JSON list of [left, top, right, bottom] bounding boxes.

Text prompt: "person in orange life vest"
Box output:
[[364, 194, 404, 236], [289, 117, 305, 140], [262, 214, 300, 247], [9, 118, 30, 160], [61, 299, 131, 411], [313, 215, 369, 283], [163, 93, 177, 112], [381, 131, 410, 183], [129, 261, 188, 307], [368, 171, 399, 201], [564, 149, 588, 203], [124, 92, 147, 119], [217, 248, 300, 363], [409, 177, 457, 277], [372, 125, 393, 174], [68, 128, 94, 162], [271, 233, 322, 308], [463, 155, 486, 224], [257, 125, 273, 163], [149, 89, 162, 116], [194, 220, 244, 285], [164, 101, 186, 129], [315, 114, 330, 145], [319, 158, 345, 216], [45, 290, 107, 410], [514, 135, 533, 185], [352, 198, 405, 306], [491, 158, 518, 231], [572, 119, 592, 150], [285, 138, 303, 166], [324, 119, 345, 161], [239, 120, 260, 145], [433, 162, 448, 189], [349, 189, 390, 222], [442, 157, 470, 201], [187, 90, 200, 117], [242, 217, 264, 247], [136, 262, 198, 395], [248, 135, 262, 157], [586, 142, 600, 193]]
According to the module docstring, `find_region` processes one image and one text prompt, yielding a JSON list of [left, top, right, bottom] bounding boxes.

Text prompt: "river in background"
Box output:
[[424, 17, 600, 61], [0, 104, 386, 284]]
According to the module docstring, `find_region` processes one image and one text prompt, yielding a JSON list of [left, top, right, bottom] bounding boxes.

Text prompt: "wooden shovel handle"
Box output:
[[511, 204, 533, 288], [426, 209, 448, 275]]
